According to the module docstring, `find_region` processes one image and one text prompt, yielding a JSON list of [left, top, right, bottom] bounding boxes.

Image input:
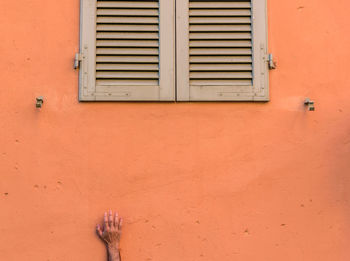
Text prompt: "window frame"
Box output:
[[78, 0, 269, 102]]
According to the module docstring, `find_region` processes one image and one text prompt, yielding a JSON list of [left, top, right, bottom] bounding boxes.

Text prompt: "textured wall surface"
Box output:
[[1, 0, 350, 260]]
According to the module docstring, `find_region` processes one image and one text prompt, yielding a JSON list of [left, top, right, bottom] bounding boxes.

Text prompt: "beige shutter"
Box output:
[[79, 0, 175, 101], [176, 0, 269, 101]]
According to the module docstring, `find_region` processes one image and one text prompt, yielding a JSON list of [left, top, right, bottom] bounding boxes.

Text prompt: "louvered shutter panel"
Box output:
[[79, 0, 175, 101], [177, 0, 269, 101]]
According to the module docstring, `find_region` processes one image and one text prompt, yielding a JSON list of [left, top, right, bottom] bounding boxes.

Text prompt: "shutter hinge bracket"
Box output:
[[268, 54, 277, 70], [74, 53, 83, 70]]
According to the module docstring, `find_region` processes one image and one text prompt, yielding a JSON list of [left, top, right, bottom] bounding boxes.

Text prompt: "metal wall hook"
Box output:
[[304, 98, 315, 111], [36, 96, 44, 108]]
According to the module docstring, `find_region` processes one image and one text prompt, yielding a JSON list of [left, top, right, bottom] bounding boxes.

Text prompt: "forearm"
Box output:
[[108, 246, 121, 261]]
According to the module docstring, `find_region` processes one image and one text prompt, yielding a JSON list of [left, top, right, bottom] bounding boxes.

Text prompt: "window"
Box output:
[[78, 0, 269, 101]]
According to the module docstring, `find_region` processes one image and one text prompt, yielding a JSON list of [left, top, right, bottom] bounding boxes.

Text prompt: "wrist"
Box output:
[[108, 244, 120, 252], [107, 244, 121, 261]]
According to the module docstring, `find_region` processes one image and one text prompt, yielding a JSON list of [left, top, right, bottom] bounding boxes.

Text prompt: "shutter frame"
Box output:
[[251, 0, 269, 101], [79, 0, 175, 101], [176, 0, 269, 101], [79, 0, 97, 101]]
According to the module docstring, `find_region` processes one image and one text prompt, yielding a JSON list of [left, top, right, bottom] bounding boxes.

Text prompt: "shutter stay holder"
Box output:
[[268, 54, 276, 70], [74, 53, 83, 70]]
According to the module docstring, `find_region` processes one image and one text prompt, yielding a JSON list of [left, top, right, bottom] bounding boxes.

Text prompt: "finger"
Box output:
[[104, 212, 109, 230], [118, 218, 123, 231], [108, 210, 113, 228], [96, 224, 103, 237], [114, 212, 119, 228]]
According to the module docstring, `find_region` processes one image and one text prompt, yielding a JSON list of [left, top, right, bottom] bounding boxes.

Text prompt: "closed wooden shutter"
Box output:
[[79, 0, 175, 101], [176, 0, 269, 101]]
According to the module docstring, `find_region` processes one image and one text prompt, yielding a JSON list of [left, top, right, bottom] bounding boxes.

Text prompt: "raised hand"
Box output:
[[97, 211, 123, 261]]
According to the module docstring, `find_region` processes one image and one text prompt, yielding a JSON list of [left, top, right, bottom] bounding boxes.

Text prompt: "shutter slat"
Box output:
[[190, 48, 252, 55], [97, 32, 159, 39], [97, 40, 159, 47], [97, 17, 159, 24], [190, 33, 251, 39], [190, 64, 252, 71], [97, 64, 159, 71], [190, 9, 251, 16], [190, 72, 252, 79], [190, 40, 252, 47], [96, 71, 159, 79], [97, 1, 159, 8], [190, 56, 252, 63], [190, 17, 251, 24], [190, 25, 251, 32], [97, 48, 159, 55], [97, 24, 159, 32], [96, 0, 160, 87], [96, 56, 159, 63], [97, 9, 159, 16], [190, 2, 251, 9]]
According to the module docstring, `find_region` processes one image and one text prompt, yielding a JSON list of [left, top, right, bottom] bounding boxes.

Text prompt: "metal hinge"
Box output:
[[268, 53, 276, 70], [74, 53, 83, 70]]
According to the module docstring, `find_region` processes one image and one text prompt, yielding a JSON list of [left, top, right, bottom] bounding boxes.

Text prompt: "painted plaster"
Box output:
[[0, 0, 350, 260]]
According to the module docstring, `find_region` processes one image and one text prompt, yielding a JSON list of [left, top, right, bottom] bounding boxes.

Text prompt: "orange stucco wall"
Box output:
[[1, 1, 350, 260]]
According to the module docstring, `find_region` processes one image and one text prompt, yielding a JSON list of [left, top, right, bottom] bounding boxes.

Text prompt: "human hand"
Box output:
[[96, 210, 123, 251]]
